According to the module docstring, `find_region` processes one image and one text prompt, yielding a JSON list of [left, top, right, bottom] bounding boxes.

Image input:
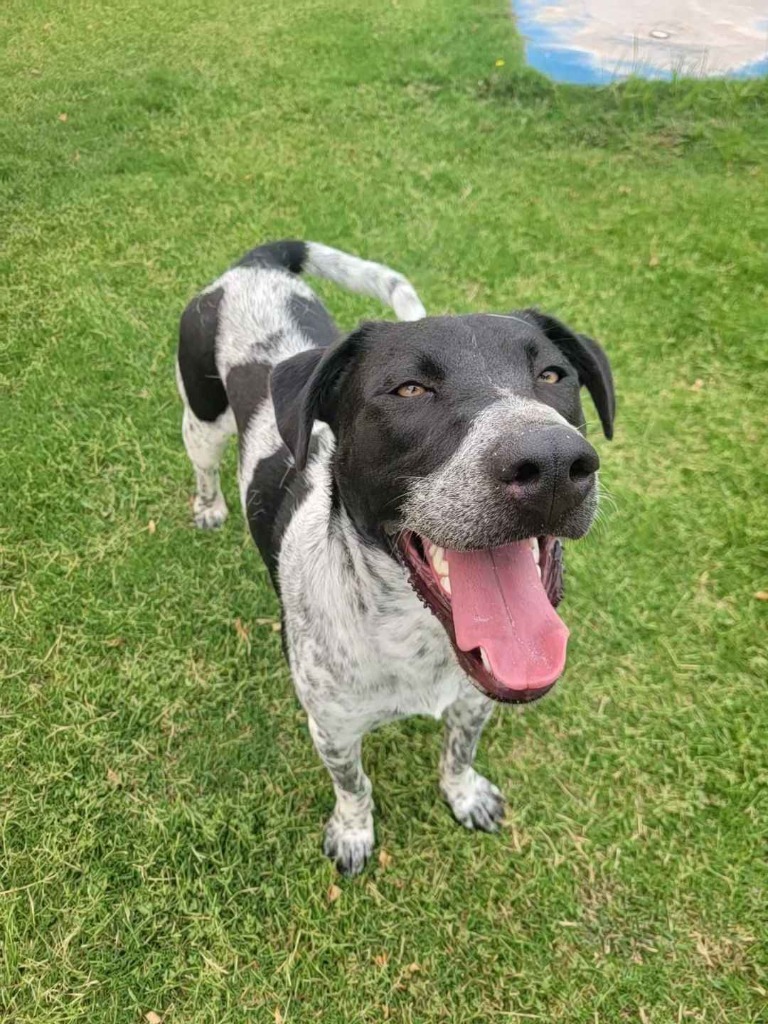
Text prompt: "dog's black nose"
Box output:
[[495, 428, 599, 526]]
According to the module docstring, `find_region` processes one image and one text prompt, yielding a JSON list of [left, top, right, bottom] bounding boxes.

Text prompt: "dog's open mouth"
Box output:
[[396, 532, 567, 703]]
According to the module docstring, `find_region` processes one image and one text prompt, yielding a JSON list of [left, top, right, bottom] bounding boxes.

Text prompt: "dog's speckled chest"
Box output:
[[275, 459, 474, 733]]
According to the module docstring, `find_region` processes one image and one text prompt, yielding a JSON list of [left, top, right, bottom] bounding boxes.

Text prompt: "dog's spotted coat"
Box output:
[[177, 241, 614, 874]]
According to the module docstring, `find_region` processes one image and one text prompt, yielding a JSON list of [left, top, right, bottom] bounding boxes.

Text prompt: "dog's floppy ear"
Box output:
[[524, 310, 616, 439], [270, 330, 364, 470]]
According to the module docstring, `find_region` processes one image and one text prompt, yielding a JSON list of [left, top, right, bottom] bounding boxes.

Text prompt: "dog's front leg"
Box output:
[[440, 692, 506, 832], [307, 716, 374, 876]]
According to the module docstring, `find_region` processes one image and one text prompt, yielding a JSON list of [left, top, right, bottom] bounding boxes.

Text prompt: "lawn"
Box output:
[[1, 0, 767, 1020]]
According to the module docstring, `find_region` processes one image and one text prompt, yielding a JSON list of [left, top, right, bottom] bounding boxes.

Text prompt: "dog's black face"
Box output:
[[272, 312, 614, 546], [334, 314, 606, 546], [272, 311, 615, 704]]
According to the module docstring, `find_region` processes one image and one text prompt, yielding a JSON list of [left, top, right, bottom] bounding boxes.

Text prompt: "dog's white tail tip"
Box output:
[[391, 280, 426, 321], [305, 241, 426, 322]]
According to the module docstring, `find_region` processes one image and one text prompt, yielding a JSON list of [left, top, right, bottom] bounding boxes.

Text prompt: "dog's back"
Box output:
[[176, 241, 425, 582]]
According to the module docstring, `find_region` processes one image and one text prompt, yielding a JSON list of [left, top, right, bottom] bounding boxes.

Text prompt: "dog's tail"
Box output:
[[237, 240, 426, 321]]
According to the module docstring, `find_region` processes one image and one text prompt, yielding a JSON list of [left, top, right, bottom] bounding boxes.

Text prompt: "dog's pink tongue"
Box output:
[[448, 542, 569, 695]]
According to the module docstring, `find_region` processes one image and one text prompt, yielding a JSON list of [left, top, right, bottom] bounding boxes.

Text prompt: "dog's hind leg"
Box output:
[[307, 715, 374, 876], [177, 286, 236, 529], [181, 402, 235, 529], [440, 692, 505, 832]]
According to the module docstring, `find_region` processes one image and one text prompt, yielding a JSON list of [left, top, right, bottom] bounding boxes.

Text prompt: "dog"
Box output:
[[176, 240, 615, 874]]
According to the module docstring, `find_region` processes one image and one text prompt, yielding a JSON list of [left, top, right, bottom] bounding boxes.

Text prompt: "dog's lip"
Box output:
[[391, 530, 565, 704]]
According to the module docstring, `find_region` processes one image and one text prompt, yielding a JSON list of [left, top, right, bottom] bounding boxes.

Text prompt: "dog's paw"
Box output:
[[441, 769, 506, 832], [193, 495, 228, 530], [323, 814, 375, 876]]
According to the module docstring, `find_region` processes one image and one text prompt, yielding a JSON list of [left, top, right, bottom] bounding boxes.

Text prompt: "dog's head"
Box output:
[[271, 312, 615, 703]]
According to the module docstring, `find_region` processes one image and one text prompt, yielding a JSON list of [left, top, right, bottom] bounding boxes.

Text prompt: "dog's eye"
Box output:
[[538, 368, 563, 384], [395, 383, 428, 397]]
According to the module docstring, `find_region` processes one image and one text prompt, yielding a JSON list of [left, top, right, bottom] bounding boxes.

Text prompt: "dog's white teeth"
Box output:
[[479, 647, 491, 672], [536, 563, 542, 580], [440, 575, 451, 595], [530, 537, 540, 564], [431, 546, 449, 577]]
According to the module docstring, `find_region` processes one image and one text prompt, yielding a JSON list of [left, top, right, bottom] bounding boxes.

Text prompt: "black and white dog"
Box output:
[[177, 240, 614, 874]]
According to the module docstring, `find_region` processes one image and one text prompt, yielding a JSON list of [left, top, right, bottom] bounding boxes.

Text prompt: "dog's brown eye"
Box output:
[[395, 383, 427, 397], [538, 368, 562, 384]]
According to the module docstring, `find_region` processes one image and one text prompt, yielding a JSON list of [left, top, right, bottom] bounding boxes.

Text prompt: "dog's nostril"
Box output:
[[569, 457, 595, 482], [510, 460, 540, 485]]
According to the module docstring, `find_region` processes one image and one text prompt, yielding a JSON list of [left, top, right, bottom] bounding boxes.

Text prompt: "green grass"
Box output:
[[1, 0, 767, 1020]]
